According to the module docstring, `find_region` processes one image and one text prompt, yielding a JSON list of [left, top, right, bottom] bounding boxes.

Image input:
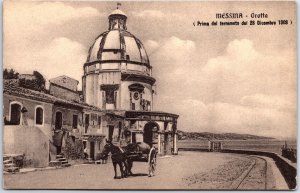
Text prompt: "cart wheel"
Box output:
[[148, 148, 157, 177]]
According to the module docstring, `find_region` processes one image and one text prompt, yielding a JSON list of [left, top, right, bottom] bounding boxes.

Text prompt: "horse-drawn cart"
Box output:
[[100, 141, 158, 178], [126, 147, 157, 177]]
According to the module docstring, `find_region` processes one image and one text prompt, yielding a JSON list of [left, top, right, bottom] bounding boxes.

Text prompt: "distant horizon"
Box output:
[[177, 129, 297, 141]]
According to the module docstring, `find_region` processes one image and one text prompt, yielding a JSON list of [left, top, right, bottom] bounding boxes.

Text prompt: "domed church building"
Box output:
[[83, 7, 179, 155], [3, 5, 179, 169]]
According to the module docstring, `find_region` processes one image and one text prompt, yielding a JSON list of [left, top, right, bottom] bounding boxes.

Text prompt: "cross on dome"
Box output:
[[117, 2, 121, 9]]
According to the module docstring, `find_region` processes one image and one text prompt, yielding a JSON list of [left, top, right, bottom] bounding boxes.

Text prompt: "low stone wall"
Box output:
[[178, 147, 209, 152], [178, 148, 296, 189], [221, 149, 296, 190]]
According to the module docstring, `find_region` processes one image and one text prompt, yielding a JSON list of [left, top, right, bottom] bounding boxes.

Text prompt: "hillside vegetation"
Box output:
[[178, 130, 274, 140]]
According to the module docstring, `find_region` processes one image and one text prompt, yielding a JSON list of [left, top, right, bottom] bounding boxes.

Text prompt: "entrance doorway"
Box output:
[[108, 125, 114, 141], [132, 132, 136, 143], [55, 112, 62, 130], [143, 122, 159, 146], [90, 141, 95, 160], [10, 103, 22, 125]]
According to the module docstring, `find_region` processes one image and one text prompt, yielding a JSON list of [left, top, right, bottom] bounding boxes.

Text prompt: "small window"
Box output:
[[126, 55, 130, 60], [73, 114, 78, 129], [131, 103, 135, 110], [91, 113, 97, 125], [106, 90, 115, 104], [35, 107, 44, 125]]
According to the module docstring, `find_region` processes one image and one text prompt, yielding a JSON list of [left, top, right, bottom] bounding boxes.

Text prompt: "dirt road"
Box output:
[[3, 152, 273, 190]]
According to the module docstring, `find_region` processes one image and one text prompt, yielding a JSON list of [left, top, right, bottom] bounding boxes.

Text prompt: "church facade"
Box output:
[[3, 7, 178, 168]]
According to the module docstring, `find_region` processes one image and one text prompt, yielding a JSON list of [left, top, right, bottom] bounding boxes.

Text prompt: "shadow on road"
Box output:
[[129, 173, 148, 177]]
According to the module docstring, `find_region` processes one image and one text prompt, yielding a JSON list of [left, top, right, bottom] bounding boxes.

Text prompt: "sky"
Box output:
[[3, 1, 296, 139]]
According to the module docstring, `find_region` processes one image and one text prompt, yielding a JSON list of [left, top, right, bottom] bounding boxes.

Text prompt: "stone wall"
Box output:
[[221, 149, 297, 190]]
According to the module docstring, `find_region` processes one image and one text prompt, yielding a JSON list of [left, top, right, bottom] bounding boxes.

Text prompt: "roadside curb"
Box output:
[[4, 166, 66, 175]]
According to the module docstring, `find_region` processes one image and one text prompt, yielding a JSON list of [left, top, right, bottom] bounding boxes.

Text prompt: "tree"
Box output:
[[3, 68, 19, 79], [3, 68, 8, 79], [33, 71, 46, 91]]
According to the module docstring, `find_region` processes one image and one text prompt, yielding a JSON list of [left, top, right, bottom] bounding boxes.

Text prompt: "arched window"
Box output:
[[35, 106, 44, 125], [9, 102, 22, 125]]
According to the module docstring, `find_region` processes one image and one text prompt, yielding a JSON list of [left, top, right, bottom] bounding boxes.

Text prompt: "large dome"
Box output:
[[86, 31, 150, 66], [86, 8, 150, 67]]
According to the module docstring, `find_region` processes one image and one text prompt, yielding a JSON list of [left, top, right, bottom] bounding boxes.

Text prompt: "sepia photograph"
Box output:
[[2, 0, 297, 190]]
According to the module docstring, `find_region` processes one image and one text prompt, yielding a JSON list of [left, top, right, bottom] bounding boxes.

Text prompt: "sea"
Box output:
[[178, 139, 297, 155]]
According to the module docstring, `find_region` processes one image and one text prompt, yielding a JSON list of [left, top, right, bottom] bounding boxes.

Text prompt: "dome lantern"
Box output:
[[108, 3, 127, 30]]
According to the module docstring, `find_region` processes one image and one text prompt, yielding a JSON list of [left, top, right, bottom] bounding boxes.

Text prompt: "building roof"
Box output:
[[86, 8, 150, 67], [49, 75, 79, 92], [126, 110, 179, 119], [109, 8, 127, 18], [3, 81, 101, 112], [86, 31, 149, 67]]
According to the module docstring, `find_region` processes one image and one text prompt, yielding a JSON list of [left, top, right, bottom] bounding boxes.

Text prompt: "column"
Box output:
[[163, 122, 168, 155], [157, 132, 161, 155], [164, 133, 169, 155], [87, 141, 91, 159], [173, 133, 178, 155]]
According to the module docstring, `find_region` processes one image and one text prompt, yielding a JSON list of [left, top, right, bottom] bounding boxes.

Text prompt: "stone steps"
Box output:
[[4, 163, 15, 168], [4, 166, 19, 173], [49, 160, 62, 167], [3, 155, 20, 173], [3, 155, 11, 162], [49, 154, 70, 168], [62, 163, 71, 167], [3, 160, 12, 164]]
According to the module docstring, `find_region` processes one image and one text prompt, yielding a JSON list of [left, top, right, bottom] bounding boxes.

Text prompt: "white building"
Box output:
[[83, 7, 179, 155]]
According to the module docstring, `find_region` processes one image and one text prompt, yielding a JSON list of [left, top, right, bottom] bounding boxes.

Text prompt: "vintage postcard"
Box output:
[[2, 0, 296, 190]]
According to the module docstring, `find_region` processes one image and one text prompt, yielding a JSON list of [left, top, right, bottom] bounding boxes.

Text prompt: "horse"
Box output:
[[100, 140, 128, 179], [100, 141, 153, 179]]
